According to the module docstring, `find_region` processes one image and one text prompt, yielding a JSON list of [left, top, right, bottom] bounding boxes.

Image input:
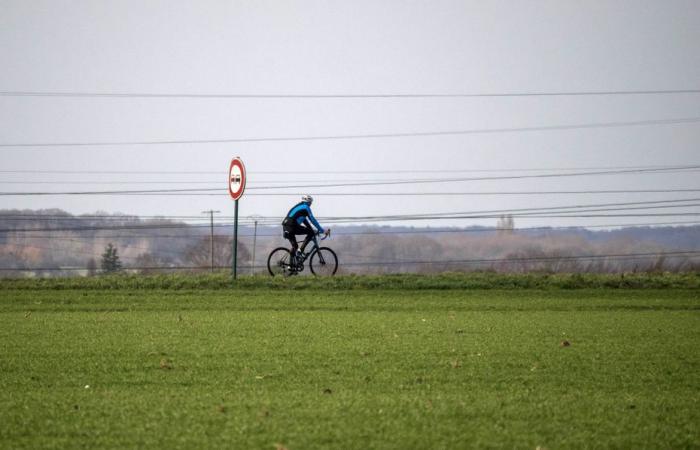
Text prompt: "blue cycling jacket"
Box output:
[[285, 202, 324, 233]]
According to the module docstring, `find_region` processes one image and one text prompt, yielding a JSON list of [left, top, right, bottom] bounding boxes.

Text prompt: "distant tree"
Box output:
[[101, 243, 122, 274], [497, 215, 515, 235], [183, 236, 250, 271], [86, 257, 97, 276], [134, 252, 173, 275]]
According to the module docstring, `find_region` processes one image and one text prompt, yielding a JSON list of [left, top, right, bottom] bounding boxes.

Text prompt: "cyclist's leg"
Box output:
[[287, 223, 311, 267], [283, 225, 298, 252], [298, 225, 315, 253]]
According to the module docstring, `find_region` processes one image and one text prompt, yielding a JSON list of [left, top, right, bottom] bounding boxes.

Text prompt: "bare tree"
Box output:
[[497, 215, 515, 235], [86, 258, 97, 277], [183, 236, 250, 271], [134, 253, 174, 275]]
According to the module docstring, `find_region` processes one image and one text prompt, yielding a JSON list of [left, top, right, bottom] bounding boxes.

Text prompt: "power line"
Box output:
[[13, 220, 700, 239], [7, 198, 694, 222], [513, 203, 700, 217], [1, 163, 698, 175], [1, 177, 568, 184], [2, 197, 699, 228], [267, 198, 700, 223], [253, 164, 700, 174], [2, 200, 699, 233], [0, 170, 227, 175], [73, 190, 700, 197], [245, 166, 700, 190], [8, 197, 700, 222], [2, 89, 699, 99], [0, 181, 231, 185], [2, 166, 698, 195], [5, 195, 700, 225], [322, 213, 700, 224], [2, 180, 700, 190], [6, 199, 700, 225], [356, 197, 700, 220], [1, 117, 699, 147], [4, 189, 700, 197], [61, 189, 700, 197], [230, 189, 700, 196]]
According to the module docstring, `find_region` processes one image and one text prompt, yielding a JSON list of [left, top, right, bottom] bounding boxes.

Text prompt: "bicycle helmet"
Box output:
[[301, 194, 313, 204]]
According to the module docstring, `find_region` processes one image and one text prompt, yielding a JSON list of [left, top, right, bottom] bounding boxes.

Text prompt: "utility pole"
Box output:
[[248, 215, 262, 275], [202, 210, 220, 272]]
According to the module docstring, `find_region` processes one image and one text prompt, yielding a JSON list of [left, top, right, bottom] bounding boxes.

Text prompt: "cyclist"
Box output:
[[282, 195, 328, 264]]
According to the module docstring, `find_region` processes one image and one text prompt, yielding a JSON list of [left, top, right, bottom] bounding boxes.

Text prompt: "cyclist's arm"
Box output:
[[306, 209, 324, 234]]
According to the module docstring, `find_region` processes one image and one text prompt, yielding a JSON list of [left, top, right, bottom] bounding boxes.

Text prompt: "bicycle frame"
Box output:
[[297, 233, 328, 263]]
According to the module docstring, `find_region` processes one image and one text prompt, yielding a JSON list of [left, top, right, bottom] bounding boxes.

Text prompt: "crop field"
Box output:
[[1, 275, 699, 449]]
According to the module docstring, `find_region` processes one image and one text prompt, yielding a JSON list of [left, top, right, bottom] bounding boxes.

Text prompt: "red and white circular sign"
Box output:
[[228, 157, 246, 200]]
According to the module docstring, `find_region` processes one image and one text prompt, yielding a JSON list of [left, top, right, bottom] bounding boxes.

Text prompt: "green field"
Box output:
[[1, 275, 699, 449]]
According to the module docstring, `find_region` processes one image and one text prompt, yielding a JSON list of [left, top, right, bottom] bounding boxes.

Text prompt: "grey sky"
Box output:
[[1, 0, 699, 228]]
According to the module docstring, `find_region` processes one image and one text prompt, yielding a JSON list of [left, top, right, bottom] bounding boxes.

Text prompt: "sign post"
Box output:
[[228, 157, 246, 279]]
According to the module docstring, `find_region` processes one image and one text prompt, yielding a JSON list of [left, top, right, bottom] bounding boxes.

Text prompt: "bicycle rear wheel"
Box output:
[[267, 247, 292, 276], [309, 247, 338, 276]]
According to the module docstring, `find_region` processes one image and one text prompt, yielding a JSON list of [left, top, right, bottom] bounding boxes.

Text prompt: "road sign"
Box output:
[[228, 157, 246, 201], [228, 157, 246, 279]]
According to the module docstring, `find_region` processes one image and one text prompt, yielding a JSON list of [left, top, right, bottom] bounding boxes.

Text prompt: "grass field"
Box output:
[[1, 275, 699, 449]]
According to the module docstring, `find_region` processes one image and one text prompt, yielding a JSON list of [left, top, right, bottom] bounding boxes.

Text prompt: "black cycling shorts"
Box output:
[[282, 218, 313, 239]]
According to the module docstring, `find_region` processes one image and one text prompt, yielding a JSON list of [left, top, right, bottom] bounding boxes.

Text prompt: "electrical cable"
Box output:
[[2, 166, 698, 196], [1, 117, 698, 147], [1, 163, 699, 175], [3, 196, 700, 223], [12, 220, 700, 239], [2, 89, 699, 99], [3, 209, 700, 233]]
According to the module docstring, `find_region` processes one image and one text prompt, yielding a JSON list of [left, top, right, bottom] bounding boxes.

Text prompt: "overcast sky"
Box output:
[[1, 0, 699, 229]]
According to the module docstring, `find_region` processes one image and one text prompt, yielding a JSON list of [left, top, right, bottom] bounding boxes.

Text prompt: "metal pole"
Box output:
[[251, 219, 258, 275], [209, 211, 215, 272], [232, 199, 239, 279], [202, 210, 220, 273]]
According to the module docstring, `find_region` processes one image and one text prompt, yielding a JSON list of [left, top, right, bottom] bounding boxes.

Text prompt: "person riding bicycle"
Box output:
[[282, 195, 328, 264]]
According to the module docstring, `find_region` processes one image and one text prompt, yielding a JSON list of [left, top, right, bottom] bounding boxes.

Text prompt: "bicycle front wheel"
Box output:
[[267, 247, 292, 276], [309, 247, 338, 276]]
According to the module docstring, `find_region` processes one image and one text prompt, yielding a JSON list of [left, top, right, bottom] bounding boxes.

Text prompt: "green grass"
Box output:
[[2, 271, 700, 290], [1, 285, 699, 449]]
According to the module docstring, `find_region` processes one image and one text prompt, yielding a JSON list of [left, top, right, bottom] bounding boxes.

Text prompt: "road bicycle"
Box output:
[[267, 230, 338, 276]]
